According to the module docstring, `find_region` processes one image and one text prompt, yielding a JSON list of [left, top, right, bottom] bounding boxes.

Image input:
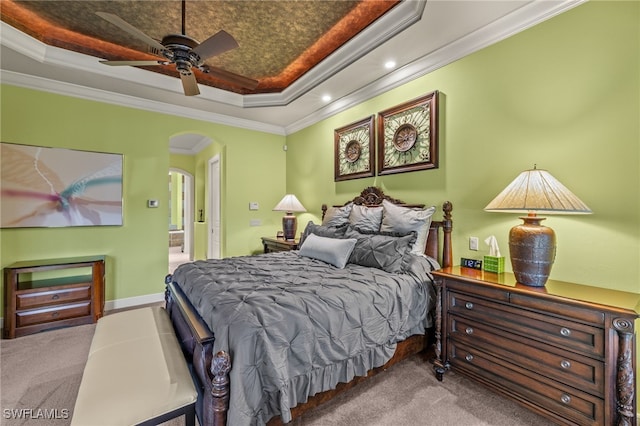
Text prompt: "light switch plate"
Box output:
[[249, 202, 259, 210]]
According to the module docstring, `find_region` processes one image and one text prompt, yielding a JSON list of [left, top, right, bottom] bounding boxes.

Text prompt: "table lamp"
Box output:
[[273, 194, 306, 241], [484, 166, 592, 286]]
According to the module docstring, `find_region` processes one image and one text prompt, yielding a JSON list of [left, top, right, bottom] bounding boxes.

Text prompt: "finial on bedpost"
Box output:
[[211, 350, 232, 426], [441, 201, 453, 268], [321, 204, 328, 221]]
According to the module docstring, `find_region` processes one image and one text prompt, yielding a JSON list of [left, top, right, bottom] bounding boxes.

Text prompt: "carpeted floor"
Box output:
[[0, 321, 554, 426]]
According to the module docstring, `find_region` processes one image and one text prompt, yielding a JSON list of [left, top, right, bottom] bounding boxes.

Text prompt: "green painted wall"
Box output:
[[286, 1, 640, 293], [1, 87, 286, 313], [1, 1, 638, 319]]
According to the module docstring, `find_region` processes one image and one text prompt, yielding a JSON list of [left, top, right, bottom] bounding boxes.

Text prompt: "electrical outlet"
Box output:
[[469, 236, 479, 251], [249, 219, 261, 226]]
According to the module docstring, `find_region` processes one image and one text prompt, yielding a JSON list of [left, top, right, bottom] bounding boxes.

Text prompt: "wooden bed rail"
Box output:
[[165, 279, 230, 426]]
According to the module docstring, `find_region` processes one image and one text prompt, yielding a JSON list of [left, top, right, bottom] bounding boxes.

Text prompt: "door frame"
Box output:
[[207, 155, 221, 259]]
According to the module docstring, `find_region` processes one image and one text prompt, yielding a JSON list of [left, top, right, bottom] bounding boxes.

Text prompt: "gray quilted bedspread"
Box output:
[[171, 251, 437, 426]]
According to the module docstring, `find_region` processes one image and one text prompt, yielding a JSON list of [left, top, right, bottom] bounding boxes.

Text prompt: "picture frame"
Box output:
[[334, 115, 375, 181], [0, 142, 124, 228], [377, 90, 439, 175]]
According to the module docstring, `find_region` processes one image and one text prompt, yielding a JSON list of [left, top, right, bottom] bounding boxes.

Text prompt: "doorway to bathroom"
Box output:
[[168, 169, 193, 273]]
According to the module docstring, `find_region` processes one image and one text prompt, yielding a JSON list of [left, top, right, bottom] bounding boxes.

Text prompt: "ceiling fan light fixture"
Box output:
[[94, 6, 258, 95]]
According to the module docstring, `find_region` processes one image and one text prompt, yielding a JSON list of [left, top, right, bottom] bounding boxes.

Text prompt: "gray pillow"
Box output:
[[299, 221, 348, 246], [348, 205, 383, 232], [380, 199, 436, 254], [344, 226, 417, 273], [298, 233, 357, 269], [322, 202, 353, 227]]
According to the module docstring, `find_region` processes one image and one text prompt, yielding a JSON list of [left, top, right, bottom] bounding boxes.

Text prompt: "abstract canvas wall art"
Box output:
[[1, 142, 123, 228]]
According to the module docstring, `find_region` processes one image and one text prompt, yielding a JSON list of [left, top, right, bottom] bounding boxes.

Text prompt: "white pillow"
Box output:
[[380, 199, 436, 254], [298, 233, 357, 269], [348, 204, 383, 232]]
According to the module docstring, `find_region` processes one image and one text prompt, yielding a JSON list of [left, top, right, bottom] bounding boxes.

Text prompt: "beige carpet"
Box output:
[[1, 321, 553, 426]]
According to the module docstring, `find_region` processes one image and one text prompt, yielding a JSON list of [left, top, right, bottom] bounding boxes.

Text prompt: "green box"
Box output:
[[483, 256, 505, 273]]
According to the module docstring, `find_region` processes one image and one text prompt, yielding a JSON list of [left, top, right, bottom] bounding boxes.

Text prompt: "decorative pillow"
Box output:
[[299, 221, 348, 246], [344, 226, 417, 273], [298, 233, 357, 269], [348, 205, 383, 232], [322, 202, 353, 227], [380, 199, 436, 254]]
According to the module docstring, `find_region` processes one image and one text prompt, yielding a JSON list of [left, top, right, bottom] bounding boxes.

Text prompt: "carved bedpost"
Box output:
[[211, 351, 232, 426], [321, 204, 328, 221], [433, 278, 447, 381], [441, 201, 453, 268], [613, 317, 636, 426]]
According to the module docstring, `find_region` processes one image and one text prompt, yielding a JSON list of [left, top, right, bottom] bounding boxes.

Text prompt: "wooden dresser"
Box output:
[[3, 255, 105, 338], [432, 266, 639, 426]]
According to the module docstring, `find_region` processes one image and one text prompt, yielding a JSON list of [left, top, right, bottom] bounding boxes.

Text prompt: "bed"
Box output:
[[165, 187, 452, 426]]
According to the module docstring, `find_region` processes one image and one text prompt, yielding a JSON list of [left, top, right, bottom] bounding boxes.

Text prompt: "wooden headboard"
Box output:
[[321, 187, 452, 268]]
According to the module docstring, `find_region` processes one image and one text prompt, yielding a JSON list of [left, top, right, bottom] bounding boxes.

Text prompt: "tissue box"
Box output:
[[483, 256, 505, 273]]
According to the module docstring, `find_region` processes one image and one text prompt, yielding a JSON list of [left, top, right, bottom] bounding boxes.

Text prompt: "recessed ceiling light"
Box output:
[[384, 60, 396, 69], [322, 95, 332, 102]]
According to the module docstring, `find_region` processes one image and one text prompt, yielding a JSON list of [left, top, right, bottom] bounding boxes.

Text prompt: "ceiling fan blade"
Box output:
[[192, 30, 239, 60], [100, 60, 164, 66], [95, 12, 166, 53], [204, 66, 259, 90], [180, 72, 200, 96]]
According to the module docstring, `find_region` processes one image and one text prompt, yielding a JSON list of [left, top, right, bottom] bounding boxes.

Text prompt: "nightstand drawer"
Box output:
[[16, 284, 91, 310], [450, 315, 604, 396], [448, 290, 604, 358], [449, 340, 604, 426], [16, 302, 91, 327]]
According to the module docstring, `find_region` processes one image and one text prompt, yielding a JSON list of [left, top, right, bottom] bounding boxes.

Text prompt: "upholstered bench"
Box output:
[[71, 306, 197, 426]]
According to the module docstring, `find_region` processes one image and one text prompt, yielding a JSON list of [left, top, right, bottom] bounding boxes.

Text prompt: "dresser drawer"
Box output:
[[16, 284, 91, 310], [16, 302, 91, 327], [449, 315, 604, 396], [448, 290, 604, 358], [449, 340, 604, 426]]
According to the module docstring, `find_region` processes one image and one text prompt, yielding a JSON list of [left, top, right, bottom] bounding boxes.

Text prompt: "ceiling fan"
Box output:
[[95, 1, 258, 96]]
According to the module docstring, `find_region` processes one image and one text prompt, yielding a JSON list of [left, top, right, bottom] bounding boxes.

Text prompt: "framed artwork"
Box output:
[[377, 90, 439, 175], [334, 115, 375, 181], [1, 142, 124, 228]]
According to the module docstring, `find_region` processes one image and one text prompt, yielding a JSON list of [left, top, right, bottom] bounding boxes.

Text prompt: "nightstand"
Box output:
[[432, 266, 639, 426], [261, 237, 299, 253]]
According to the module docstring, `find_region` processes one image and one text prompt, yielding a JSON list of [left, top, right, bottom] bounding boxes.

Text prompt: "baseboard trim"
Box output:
[[104, 292, 166, 312]]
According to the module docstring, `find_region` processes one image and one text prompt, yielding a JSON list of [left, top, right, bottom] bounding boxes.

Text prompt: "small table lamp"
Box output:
[[484, 166, 592, 286], [273, 194, 306, 241]]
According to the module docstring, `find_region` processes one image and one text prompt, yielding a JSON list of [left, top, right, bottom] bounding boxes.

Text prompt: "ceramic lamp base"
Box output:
[[282, 214, 297, 241], [509, 215, 556, 287]]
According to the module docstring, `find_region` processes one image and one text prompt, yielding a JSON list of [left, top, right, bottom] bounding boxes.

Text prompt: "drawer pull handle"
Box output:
[[51, 311, 59, 318], [51, 294, 60, 300], [465, 354, 474, 362], [465, 302, 474, 309], [465, 327, 474, 335], [560, 327, 572, 337], [560, 360, 571, 369], [560, 394, 571, 405]]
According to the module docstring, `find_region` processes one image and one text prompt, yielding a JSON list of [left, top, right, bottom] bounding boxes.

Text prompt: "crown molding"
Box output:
[[1, 0, 585, 137], [284, 0, 586, 135], [1, 69, 286, 136]]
